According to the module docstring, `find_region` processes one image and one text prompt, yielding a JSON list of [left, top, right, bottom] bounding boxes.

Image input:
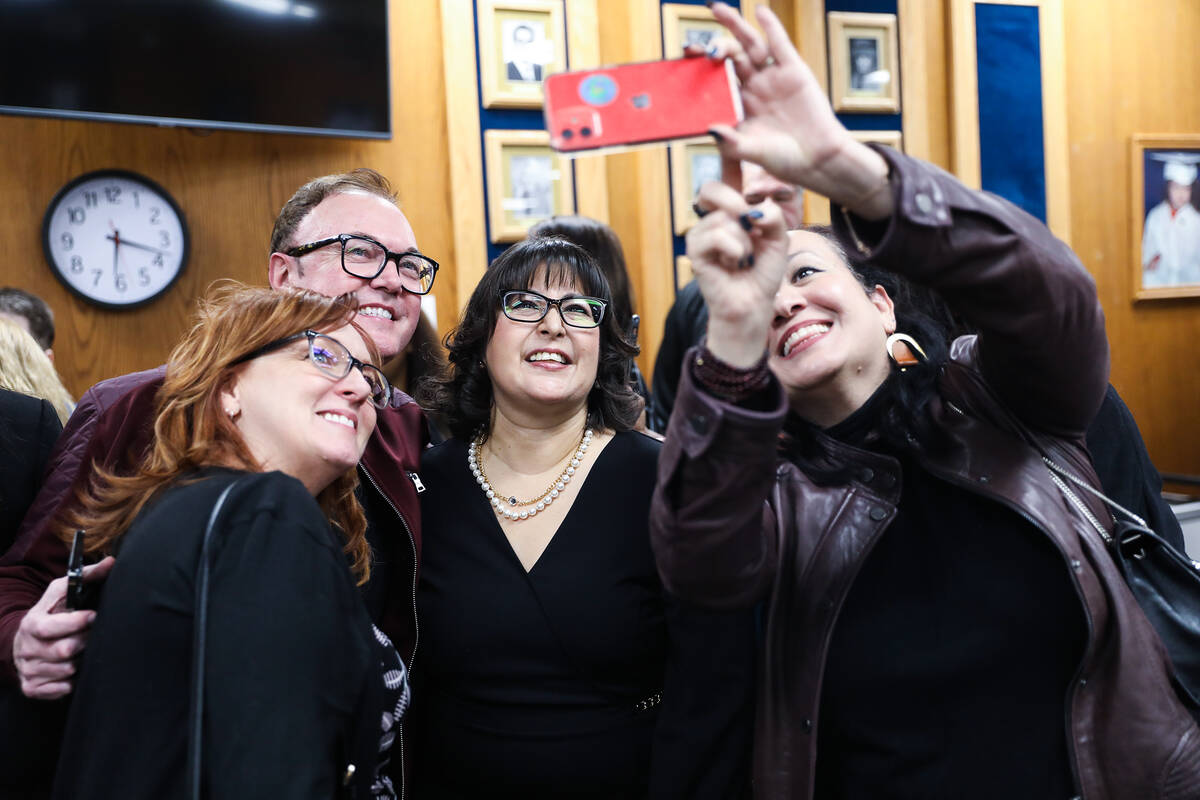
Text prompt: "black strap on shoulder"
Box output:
[[186, 479, 242, 800]]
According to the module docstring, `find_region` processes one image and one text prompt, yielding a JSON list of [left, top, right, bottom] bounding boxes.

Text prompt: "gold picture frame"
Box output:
[[670, 136, 722, 236], [849, 129, 904, 152], [662, 3, 726, 56], [1131, 134, 1200, 300], [675, 255, 693, 290], [827, 12, 900, 113], [485, 129, 575, 243], [478, 0, 567, 109]]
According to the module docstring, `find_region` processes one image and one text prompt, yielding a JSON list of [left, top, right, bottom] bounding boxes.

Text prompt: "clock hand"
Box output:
[[104, 234, 165, 255]]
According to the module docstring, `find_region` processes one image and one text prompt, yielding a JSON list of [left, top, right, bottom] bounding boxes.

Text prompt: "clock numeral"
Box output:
[[91, 270, 102, 287], [153, 253, 164, 268], [138, 268, 151, 287], [61, 232, 74, 251], [83, 191, 98, 208], [159, 231, 170, 248], [68, 207, 85, 224], [131, 190, 140, 209], [104, 186, 121, 204], [115, 273, 128, 293], [70, 256, 83, 273], [149, 207, 161, 225]]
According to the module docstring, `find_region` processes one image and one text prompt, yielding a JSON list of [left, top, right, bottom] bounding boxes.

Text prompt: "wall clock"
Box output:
[[42, 169, 189, 310]]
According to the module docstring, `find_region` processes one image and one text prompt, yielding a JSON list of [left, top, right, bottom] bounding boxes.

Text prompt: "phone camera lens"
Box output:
[[580, 127, 593, 137], [562, 129, 574, 139]]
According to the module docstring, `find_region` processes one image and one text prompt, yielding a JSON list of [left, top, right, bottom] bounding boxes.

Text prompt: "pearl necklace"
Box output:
[[468, 428, 594, 522]]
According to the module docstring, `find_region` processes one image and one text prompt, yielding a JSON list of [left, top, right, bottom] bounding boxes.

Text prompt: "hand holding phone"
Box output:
[[544, 57, 742, 153], [66, 529, 99, 611]]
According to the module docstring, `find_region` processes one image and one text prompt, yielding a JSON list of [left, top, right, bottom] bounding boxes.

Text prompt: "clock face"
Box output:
[[42, 170, 189, 309]]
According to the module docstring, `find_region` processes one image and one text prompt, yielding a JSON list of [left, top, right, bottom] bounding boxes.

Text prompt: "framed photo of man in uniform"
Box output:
[[479, 0, 566, 109], [662, 4, 726, 56], [827, 12, 900, 113], [1131, 134, 1200, 300], [670, 136, 722, 235], [485, 129, 575, 243]]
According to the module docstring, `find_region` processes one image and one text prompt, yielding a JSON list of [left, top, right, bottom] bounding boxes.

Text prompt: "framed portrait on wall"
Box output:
[[478, 0, 567, 109], [661, 3, 725, 56], [849, 129, 904, 152], [1131, 134, 1200, 300], [670, 136, 721, 235], [485, 130, 575, 243], [827, 12, 900, 113]]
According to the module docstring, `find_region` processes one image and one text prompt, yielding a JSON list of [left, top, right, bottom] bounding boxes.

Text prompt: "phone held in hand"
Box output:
[[544, 57, 742, 153], [66, 529, 98, 611]]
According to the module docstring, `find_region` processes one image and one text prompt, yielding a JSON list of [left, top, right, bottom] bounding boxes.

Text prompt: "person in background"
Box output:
[[0, 386, 64, 799], [52, 285, 408, 799], [0, 168, 433, 796], [411, 237, 753, 798], [651, 4, 1200, 798], [528, 215, 651, 410], [647, 162, 802, 433], [0, 320, 74, 424], [0, 288, 57, 362], [382, 309, 449, 441]]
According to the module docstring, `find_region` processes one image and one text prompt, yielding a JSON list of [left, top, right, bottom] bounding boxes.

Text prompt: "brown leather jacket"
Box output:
[[651, 149, 1200, 800]]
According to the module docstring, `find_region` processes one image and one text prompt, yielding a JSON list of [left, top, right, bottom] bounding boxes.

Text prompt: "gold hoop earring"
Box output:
[[886, 332, 927, 372]]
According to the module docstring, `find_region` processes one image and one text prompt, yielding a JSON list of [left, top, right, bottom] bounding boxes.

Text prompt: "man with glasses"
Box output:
[[0, 168, 434, 796]]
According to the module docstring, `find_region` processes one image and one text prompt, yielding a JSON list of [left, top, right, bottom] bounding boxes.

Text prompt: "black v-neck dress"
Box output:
[[411, 431, 675, 797]]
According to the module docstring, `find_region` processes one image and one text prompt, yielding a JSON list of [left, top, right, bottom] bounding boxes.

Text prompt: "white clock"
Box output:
[[42, 170, 189, 309]]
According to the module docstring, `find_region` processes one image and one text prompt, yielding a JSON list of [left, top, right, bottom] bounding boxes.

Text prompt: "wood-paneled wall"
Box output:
[[1064, 0, 1200, 476], [0, 1, 454, 400], [4, 0, 1197, 478]]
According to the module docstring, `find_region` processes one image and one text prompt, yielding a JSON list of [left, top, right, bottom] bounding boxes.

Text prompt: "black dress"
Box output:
[[412, 431, 753, 799]]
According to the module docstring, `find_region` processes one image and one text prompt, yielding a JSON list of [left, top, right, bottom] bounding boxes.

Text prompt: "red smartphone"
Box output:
[[544, 57, 742, 153]]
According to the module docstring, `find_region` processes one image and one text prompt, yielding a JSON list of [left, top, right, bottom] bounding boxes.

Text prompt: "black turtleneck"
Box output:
[[806, 382, 1088, 800]]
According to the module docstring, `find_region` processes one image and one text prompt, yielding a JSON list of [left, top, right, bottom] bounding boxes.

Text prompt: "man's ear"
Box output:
[[870, 284, 897, 335], [268, 252, 296, 290]]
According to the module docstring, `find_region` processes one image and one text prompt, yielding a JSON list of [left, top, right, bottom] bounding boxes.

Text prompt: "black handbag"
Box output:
[[187, 479, 241, 800], [1044, 457, 1200, 719]]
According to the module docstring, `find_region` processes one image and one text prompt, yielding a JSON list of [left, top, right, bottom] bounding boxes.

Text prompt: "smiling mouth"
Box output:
[[527, 351, 568, 365], [780, 322, 831, 357], [320, 412, 356, 429], [358, 306, 394, 321]]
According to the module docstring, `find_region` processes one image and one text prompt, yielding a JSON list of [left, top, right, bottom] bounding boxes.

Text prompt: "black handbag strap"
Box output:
[[186, 479, 242, 800]]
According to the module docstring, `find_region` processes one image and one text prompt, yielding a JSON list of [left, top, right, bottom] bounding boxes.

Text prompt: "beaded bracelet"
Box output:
[[691, 344, 772, 403]]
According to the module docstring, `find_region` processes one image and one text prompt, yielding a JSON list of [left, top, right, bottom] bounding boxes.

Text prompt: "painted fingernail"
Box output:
[[709, 129, 724, 143], [706, 44, 719, 57], [740, 210, 763, 231], [692, 202, 710, 219]]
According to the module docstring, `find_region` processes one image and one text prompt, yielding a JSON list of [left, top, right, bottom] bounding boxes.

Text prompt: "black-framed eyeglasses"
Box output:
[[231, 329, 392, 409], [501, 289, 607, 329], [285, 234, 439, 295]]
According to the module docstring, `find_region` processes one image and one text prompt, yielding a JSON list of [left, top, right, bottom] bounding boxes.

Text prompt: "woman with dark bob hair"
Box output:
[[412, 237, 754, 798], [651, 5, 1200, 799], [52, 284, 409, 799]]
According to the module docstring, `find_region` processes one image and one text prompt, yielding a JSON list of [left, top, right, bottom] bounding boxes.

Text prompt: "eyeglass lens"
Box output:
[[341, 236, 435, 294], [309, 334, 391, 409], [503, 291, 605, 328]]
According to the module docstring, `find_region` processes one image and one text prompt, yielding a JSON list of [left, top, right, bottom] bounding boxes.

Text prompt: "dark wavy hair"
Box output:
[[781, 226, 958, 482], [419, 237, 642, 441], [527, 216, 637, 336]]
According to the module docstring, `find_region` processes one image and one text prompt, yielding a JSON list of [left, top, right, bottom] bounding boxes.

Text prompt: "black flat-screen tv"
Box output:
[[0, 0, 390, 139]]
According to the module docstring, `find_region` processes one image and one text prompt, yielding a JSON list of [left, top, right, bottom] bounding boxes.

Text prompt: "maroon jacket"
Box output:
[[651, 149, 1200, 799], [0, 366, 427, 683]]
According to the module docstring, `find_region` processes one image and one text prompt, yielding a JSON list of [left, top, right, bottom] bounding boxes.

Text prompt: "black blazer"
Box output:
[[0, 388, 61, 554], [53, 469, 385, 799]]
